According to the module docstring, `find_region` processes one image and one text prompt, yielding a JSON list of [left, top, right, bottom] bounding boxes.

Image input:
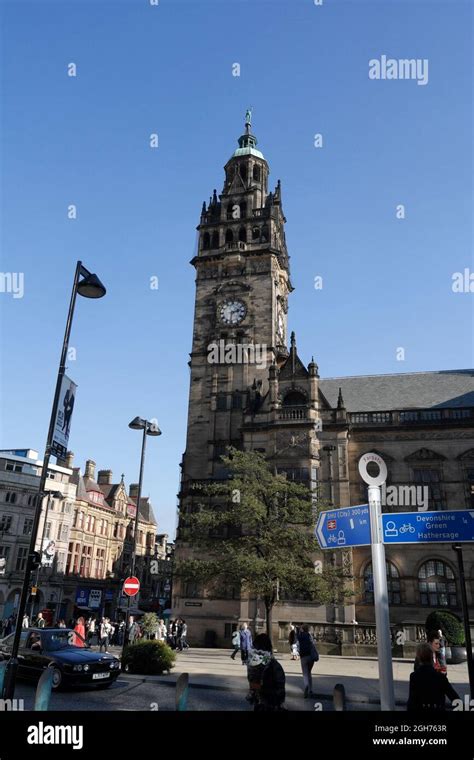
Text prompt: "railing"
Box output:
[[349, 407, 473, 426], [278, 406, 308, 421]]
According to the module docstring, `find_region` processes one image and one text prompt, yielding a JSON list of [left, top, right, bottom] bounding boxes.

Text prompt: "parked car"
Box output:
[[0, 628, 121, 690]]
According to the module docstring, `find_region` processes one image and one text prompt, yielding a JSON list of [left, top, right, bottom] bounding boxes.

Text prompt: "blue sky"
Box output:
[[1, 0, 472, 537]]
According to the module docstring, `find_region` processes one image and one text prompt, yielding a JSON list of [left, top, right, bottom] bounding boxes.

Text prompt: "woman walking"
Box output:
[[297, 624, 319, 698]]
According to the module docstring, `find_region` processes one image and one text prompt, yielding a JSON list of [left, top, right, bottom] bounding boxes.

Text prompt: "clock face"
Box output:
[[219, 299, 246, 325]]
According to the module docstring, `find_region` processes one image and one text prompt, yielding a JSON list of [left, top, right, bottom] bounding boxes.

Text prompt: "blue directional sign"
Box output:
[[315, 504, 371, 549], [382, 510, 474, 544]]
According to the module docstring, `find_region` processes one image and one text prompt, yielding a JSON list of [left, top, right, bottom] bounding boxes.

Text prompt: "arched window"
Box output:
[[202, 232, 210, 250], [227, 202, 235, 220], [225, 229, 234, 243], [261, 224, 269, 242], [238, 226, 247, 243], [282, 390, 307, 406], [252, 226, 260, 241], [364, 561, 401, 604], [253, 165, 260, 181], [211, 230, 219, 248], [240, 164, 247, 181], [418, 560, 457, 607], [239, 201, 247, 219]]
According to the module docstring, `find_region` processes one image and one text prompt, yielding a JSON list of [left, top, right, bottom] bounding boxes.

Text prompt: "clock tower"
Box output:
[[174, 113, 346, 641]]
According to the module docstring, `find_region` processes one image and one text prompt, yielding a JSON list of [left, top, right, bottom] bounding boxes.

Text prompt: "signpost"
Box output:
[[123, 577, 140, 597], [382, 510, 474, 544], [315, 452, 474, 711], [315, 504, 370, 549]]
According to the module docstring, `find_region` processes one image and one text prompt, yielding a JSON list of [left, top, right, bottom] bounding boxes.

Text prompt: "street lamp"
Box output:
[[2, 261, 106, 700], [121, 417, 161, 656], [29, 490, 64, 620]]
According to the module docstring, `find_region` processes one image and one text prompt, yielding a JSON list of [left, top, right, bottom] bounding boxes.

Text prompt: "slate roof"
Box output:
[[319, 369, 474, 412]]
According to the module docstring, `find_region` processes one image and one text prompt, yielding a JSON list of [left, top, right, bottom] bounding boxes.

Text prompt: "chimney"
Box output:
[[65, 451, 74, 468], [98, 469, 113, 485], [84, 460, 96, 479], [129, 483, 139, 500]]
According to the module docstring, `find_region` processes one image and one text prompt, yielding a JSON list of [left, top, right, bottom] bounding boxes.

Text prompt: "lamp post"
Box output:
[[2, 261, 106, 700], [121, 417, 161, 656], [29, 490, 64, 620]]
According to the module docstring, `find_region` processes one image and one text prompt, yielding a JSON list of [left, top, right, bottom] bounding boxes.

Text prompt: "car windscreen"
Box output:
[[43, 631, 84, 651]]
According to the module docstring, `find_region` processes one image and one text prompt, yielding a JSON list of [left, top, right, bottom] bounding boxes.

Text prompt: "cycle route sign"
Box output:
[[382, 510, 474, 544]]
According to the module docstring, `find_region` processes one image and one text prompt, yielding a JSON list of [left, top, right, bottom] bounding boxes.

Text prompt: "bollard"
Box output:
[[175, 672, 189, 711], [34, 666, 54, 711], [333, 683, 346, 711]]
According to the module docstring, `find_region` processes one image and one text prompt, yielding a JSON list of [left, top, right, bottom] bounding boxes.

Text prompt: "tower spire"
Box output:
[[245, 107, 252, 134]]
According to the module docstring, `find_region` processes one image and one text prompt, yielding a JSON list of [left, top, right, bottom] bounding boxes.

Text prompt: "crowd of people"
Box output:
[[230, 622, 462, 712], [0, 613, 190, 654]]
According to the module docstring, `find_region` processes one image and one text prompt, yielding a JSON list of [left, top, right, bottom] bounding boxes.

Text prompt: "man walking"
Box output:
[[239, 622, 253, 665]]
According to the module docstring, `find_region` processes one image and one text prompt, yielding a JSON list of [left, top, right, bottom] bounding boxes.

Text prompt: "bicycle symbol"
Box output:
[[328, 535, 337, 544], [399, 524, 415, 534]]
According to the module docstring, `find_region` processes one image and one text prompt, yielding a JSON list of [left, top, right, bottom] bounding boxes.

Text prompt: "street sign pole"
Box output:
[[359, 452, 395, 712], [452, 544, 474, 699], [368, 483, 395, 711]]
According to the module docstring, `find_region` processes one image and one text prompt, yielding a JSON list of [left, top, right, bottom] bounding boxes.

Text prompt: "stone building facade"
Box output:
[[0, 450, 158, 623], [173, 115, 474, 651]]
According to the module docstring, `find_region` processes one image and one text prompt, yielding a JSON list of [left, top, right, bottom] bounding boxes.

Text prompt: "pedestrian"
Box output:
[[99, 617, 111, 652], [36, 612, 45, 629], [288, 624, 299, 660], [74, 616, 86, 647], [415, 631, 447, 675], [176, 618, 183, 649], [87, 617, 96, 645], [128, 616, 139, 645], [157, 619, 167, 642], [437, 629, 448, 673], [180, 620, 189, 650], [22, 613, 29, 629], [246, 633, 286, 712], [239, 622, 253, 665], [167, 619, 176, 649], [407, 643, 459, 711], [296, 624, 319, 698], [230, 628, 240, 660]]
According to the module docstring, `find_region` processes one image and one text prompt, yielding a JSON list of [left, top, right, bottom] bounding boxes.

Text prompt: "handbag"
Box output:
[[309, 638, 319, 663]]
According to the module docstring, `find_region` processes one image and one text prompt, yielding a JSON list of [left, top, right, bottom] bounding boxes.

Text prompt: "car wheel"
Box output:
[[51, 667, 63, 690]]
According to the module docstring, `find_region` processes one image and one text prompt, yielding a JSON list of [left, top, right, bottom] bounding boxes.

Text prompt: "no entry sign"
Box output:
[[123, 576, 140, 597]]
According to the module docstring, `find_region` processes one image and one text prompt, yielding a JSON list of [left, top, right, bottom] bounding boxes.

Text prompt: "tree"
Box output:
[[141, 612, 159, 639], [175, 448, 351, 643], [425, 610, 465, 645]]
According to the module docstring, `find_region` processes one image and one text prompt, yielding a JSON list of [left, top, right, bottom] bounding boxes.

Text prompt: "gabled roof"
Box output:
[[319, 369, 474, 412], [279, 332, 309, 380]]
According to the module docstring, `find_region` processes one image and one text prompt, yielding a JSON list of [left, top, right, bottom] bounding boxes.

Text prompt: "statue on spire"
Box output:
[[245, 107, 252, 133]]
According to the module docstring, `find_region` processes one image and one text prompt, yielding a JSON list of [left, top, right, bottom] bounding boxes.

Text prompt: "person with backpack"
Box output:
[[246, 633, 286, 711], [297, 624, 319, 698]]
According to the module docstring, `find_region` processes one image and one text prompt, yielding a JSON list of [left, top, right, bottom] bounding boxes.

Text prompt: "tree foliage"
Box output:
[[176, 448, 351, 637]]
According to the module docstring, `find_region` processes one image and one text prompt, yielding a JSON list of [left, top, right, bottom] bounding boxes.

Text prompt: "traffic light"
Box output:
[[30, 551, 41, 569]]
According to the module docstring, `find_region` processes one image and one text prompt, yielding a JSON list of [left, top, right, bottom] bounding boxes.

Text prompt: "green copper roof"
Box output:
[[233, 145, 265, 159], [231, 110, 265, 160]]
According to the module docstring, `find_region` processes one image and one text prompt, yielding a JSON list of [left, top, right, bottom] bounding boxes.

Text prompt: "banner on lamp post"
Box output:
[[52, 375, 77, 459]]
